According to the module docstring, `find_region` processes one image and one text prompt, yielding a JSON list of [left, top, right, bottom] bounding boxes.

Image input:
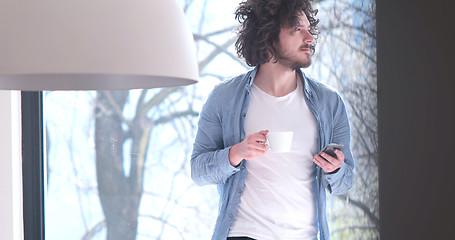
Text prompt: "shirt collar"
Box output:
[[244, 66, 314, 99], [297, 68, 314, 99], [244, 66, 258, 92]]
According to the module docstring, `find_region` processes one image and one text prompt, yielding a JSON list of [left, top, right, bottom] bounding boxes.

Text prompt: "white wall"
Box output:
[[0, 90, 23, 240]]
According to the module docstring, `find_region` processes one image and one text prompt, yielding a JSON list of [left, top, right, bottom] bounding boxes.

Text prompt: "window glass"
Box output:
[[44, 0, 377, 239]]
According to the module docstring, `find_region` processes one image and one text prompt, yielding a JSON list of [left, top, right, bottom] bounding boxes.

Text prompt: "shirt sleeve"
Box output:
[[190, 89, 240, 186], [322, 94, 355, 195]]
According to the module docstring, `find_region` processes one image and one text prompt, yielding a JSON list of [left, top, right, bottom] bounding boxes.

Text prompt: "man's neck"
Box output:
[[254, 61, 298, 97]]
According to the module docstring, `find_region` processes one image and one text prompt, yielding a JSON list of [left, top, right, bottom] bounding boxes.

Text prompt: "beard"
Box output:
[[275, 44, 314, 69]]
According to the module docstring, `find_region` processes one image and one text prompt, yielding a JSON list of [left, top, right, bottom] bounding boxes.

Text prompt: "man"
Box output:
[[191, 0, 355, 239]]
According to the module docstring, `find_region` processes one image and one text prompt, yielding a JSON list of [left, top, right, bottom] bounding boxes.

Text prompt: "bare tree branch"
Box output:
[[194, 33, 242, 66], [330, 225, 377, 236], [328, 32, 376, 64], [183, 0, 194, 13], [142, 87, 181, 114], [141, 215, 185, 240], [199, 37, 238, 71], [195, 26, 237, 39], [134, 89, 149, 119], [141, 109, 199, 129], [336, 194, 379, 228], [81, 220, 106, 240], [102, 91, 133, 127]]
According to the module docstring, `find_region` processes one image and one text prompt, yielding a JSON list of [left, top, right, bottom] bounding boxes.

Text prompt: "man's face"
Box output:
[[274, 11, 315, 69]]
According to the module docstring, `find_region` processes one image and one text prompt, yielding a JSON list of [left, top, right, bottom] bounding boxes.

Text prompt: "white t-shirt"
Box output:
[[228, 78, 319, 240]]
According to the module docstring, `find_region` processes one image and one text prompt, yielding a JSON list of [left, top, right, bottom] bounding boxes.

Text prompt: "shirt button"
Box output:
[[237, 189, 242, 193], [229, 214, 233, 218], [241, 113, 246, 117], [241, 165, 245, 169]]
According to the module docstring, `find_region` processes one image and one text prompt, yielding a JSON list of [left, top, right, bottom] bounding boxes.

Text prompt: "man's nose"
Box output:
[[304, 30, 315, 44]]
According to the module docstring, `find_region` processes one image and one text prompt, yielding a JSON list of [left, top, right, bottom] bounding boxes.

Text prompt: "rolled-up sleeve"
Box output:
[[322, 94, 355, 195]]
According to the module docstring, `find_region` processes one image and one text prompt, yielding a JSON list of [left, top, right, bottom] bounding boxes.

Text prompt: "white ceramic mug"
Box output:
[[266, 131, 294, 153]]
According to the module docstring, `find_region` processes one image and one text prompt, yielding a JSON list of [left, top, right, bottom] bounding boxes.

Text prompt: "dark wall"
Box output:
[[377, 0, 455, 239]]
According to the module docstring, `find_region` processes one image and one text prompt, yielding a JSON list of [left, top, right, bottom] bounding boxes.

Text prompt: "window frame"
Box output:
[[21, 91, 44, 240]]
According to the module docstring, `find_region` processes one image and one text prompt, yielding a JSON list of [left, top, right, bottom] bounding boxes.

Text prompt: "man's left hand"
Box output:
[[313, 149, 345, 173]]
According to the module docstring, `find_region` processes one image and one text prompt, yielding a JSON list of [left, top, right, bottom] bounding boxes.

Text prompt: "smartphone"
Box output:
[[319, 143, 344, 158]]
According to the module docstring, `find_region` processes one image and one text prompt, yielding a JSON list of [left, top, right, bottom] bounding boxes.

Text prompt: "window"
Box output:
[[23, 0, 378, 239]]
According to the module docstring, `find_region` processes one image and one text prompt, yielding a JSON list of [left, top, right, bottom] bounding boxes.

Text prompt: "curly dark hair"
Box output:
[[235, 0, 319, 67]]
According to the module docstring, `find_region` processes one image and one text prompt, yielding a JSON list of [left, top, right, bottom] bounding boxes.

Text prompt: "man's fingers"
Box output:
[[249, 141, 268, 151], [320, 152, 344, 164], [313, 154, 329, 169], [244, 145, 268, 159], [247, 132, 267, 142], [335, 149, 345, 160], [320, 152, 335, 163], [256, 131, 268, 141], [240, 130, 271, 160], [258, 129, 269, 135], [313, 153, 341, 173]]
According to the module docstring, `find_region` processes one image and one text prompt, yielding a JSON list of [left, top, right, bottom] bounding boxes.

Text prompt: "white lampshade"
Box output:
[[0, 0, 199, 90]]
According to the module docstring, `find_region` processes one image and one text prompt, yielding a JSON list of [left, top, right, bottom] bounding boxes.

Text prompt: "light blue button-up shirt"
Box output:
[[191, 67, 355, 240]]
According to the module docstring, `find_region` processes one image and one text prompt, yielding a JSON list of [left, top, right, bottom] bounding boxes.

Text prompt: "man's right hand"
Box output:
[[228, 130, 269, 167]]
